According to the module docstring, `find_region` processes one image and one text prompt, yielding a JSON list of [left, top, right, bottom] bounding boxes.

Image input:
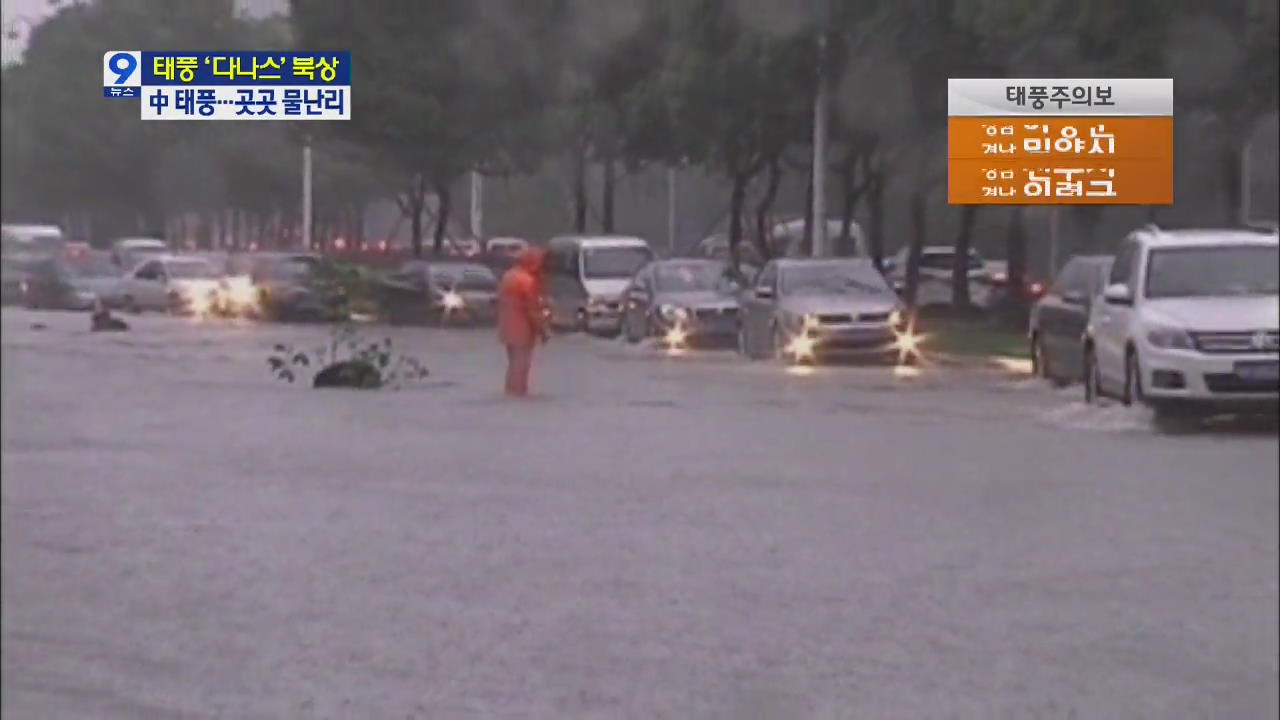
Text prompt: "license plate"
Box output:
[[1235, 361, 1280, 381]]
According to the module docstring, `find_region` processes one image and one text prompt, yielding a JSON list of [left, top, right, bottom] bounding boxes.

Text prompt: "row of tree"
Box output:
[[3, 0, 1276, 305]]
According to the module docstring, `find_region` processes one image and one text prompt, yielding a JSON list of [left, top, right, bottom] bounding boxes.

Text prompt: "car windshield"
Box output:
[[1145, 245, 1279, 298], [782, 264, 894, 297], [582, 246, 652, 279], [431, 265, 497, 291], [166, 260, 219, 279], [654, 263, 724, 292], [256, 257, 317, 282], [64, 253, 119, 278]]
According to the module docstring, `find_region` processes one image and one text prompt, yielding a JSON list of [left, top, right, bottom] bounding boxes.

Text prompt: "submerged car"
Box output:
[[245, 252, 348, 323], [738, 258, 906, 364], [377, 260, 499, 326], [117, 254, 223, 314], [620, 258, 744, 347], [22, 251, 122, 311]]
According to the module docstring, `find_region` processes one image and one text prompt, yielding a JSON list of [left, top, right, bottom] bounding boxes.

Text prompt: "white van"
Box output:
[[1, 224, 65, 258], [545, 235, 655, 334]]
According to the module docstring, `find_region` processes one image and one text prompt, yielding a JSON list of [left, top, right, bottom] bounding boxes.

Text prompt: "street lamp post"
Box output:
[[470, 170, 483, 240], [810, 0, 831, 257], [666, 165, 677, 256], [301, 136, 313, 252]]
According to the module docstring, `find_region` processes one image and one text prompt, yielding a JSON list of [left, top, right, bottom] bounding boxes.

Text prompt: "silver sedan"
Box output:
[[620, 259, 744, 347], [737, 258, 907, 364]]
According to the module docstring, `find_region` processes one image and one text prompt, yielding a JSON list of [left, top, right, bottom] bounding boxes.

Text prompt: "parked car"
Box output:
[[376, 259, 499, 326], [619, 258, 744, 347], [2, 223, 65, 258], [1083, 224, 1278, 417], [1029, 255, 1114, 385], [22, 250, 122, 311], [244, 252, 348, 323], [484, 237, 531, 275], [545, 235, 655, 335], [117, 254, 222, 315], [444, 237, 483, 259], [111, 237, 170, 270], [769, 218, 866, 257], [885, 246, 995, 308], [738, 258, 905, 364]]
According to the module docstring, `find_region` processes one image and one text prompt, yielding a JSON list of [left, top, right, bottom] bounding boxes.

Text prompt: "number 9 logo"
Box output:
[[102, 51, 140, 87]]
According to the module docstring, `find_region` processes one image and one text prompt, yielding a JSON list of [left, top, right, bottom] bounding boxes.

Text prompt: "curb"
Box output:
[[927, 352, 1031, 374]]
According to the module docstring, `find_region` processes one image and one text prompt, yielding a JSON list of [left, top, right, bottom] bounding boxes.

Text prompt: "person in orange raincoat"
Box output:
[[497, 248, 549, 396]]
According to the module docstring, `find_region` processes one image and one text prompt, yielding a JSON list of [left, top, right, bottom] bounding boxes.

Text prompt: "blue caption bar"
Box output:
[[140, 51, 351, 86]]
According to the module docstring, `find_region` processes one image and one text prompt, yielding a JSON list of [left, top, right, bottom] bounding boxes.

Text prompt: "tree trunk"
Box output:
[[401, 175, 427, 258], [1220, 141, 1243, 226], [903, 190, 927, 310], [409, 197, 424, 258], [753, 159, 783, 262], [572, 143, 588, 233], [952, 204, 977, 308], [432, 180, 451, 256], [601, 153, 616, 234], [728, 173, 749, 270], [1004, 206, 1028, 330], [353, 203, 365, 250], [868, 174, 886, 273], [1006, 208, 1026, 295]]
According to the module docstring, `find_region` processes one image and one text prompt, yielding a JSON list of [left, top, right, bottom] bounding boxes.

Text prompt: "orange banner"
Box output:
[[947, 116, 1173, 205]]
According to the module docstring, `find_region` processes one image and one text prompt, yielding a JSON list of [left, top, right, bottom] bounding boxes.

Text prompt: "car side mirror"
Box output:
[[754, 286, 774, 300], [1061, 290, 1086, 306], [1102, 283, 1132, 306]]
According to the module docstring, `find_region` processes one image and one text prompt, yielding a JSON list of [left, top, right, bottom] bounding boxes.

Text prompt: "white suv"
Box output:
[[1083, 225, 1279, 416]]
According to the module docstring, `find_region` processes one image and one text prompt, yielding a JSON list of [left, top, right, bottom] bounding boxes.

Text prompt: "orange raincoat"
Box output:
[[497, 248, 546, 395]]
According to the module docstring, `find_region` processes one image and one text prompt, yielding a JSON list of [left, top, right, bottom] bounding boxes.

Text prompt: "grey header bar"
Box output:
[[948, 78, 1173, 117]]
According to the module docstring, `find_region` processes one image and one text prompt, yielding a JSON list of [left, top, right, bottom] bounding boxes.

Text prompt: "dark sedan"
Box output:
[[620, 259, 744, 347], [244, 253, 349, 323], [1029, 255, 1114, 385], [21, 251, 122, 311], [376, 260, 499, 326]]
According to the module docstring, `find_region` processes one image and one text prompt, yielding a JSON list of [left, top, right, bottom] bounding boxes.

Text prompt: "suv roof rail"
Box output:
[[1140, 220, 1277, 234]]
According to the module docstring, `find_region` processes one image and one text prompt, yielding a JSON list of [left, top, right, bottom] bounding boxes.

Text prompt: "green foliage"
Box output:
[[267, 325, 430, 389]]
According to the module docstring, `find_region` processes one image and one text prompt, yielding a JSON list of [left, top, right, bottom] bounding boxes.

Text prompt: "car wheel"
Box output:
[[1083, 347, 1100, 404], [1030, 334, 1048, 379], [622, 313, 643, 344], [1123, 349, 1142, 407], [738, 323, 756, 360], [772, 324, 795, 365]]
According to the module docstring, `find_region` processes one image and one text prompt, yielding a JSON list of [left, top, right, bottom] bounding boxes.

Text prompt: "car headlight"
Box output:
[[658, 304, 688, 322], [889, 308, 904, 328], [1146, 325, 1194, 350]]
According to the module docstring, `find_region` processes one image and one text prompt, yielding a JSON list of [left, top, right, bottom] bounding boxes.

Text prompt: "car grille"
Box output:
[[857, 312, 892, 323], [817, 313, 853, 324], [1191, 330, 1280, 354], [1203, 373, 1280, 394], [694, 307, 738, 320]]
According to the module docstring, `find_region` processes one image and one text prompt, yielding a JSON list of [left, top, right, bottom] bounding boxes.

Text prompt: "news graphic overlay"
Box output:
[[102, 51, 351, 121], [948, 78, 1173, 205]]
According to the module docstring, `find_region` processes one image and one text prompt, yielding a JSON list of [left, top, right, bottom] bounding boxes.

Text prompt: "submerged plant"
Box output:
[[267, 323, 430, 389]]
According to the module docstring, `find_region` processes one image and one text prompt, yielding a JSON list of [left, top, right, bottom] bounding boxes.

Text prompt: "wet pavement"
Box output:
[[3, 308, 1277, 718]]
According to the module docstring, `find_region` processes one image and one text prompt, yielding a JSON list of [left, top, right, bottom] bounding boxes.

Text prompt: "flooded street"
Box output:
[[2, 309, 1276, 718]]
